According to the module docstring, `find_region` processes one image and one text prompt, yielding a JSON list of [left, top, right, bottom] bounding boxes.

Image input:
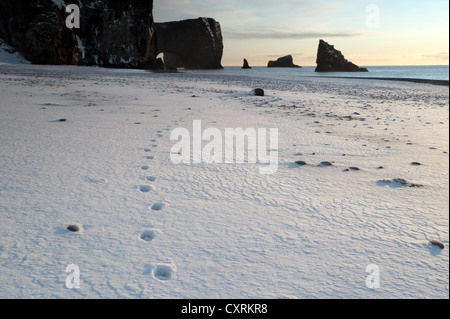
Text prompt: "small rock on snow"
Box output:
[[67, 225, 80, 232], [429, 240, 445, 249], [253, 88, 264, 96]]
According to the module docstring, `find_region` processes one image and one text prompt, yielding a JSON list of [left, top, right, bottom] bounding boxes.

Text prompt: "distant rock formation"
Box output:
[[242, 58, 251, 69], [267, 55, 301, 68], [0, 0, 156, 68], [155, 18, 223, 69], [315, 39, 368, 72]]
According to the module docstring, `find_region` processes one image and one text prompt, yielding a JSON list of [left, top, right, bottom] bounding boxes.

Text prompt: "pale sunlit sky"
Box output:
[[153, 0, 449, 67]]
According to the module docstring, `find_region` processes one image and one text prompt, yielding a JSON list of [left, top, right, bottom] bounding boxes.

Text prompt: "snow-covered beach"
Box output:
[[0, 64, 448, 299]]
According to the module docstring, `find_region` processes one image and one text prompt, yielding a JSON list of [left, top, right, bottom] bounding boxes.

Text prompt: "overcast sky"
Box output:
[[153, 0, 449, 66]]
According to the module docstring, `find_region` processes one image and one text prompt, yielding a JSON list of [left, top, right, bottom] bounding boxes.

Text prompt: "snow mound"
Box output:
[[0, 38, 30, 65]]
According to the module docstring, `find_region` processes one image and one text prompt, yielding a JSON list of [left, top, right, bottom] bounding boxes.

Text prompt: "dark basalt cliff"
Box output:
[[315, 39, 368, 72], [0, 0, 156, 68], [155, 18, 223, 70], [267, 55, 301, 68], [0, 1, 224, 69]]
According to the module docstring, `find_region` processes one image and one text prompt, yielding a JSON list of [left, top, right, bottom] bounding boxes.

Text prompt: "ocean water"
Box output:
[[189, 65, 449, 82]]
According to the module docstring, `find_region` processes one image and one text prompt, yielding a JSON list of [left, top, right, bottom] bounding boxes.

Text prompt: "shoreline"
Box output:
[[1, 63, 448, 86], [306, 75, 449, 86]]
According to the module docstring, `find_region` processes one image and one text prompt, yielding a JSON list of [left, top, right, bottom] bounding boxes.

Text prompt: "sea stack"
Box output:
[[268, 55, 301, 68], [315, 40, 368, 72], [242, 58, 252, 69]]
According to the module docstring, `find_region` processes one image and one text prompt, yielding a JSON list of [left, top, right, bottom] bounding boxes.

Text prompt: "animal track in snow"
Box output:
[[146, 156, 155, 160], [146, 176, 156, 182], [151, 202, 165, 211], [139, 185, 154, 193], [140, 230, 156, 242], [86, 177, 108, 184], [141, 166, 150, 170], [153, 264, 173, 281]]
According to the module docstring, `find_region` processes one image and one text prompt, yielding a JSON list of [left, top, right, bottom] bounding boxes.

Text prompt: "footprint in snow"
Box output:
[[141, 166, 150, 170], [139, 185, 154, 193], [140, 230, 156, 242], [146, 176, 156, 182], [86, 177, 108, 184], [343, 167, 360, 172], [319, 161, 333, 167], [146, 156, 155, 160], [153, 264, 174, 281], [151, 203, 165, 211]]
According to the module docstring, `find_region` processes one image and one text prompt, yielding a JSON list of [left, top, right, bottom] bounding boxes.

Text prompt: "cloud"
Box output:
[[262, 52, 313, 58], [421, 52, 449, 61], [153, 0, 358, 28], [153, 0, 259, 23], [224, 29, 364, 40]]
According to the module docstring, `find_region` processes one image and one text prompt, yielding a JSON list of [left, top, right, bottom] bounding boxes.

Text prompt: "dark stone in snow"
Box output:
[[67, 225, 80, 232], [254, 88, 265, 96], [429, 240, 445, 249]]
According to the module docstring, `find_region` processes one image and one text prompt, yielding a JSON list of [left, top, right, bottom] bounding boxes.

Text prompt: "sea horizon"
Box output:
[[194, 65, 450, 82]]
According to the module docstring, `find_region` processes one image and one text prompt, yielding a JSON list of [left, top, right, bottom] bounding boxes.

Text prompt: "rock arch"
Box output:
[[155, 18, 223, 69]]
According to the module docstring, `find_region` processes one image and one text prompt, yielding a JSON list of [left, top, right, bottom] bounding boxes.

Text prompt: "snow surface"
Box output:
[[0, 64, 448, 299], [0, 39, 30, 65]]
